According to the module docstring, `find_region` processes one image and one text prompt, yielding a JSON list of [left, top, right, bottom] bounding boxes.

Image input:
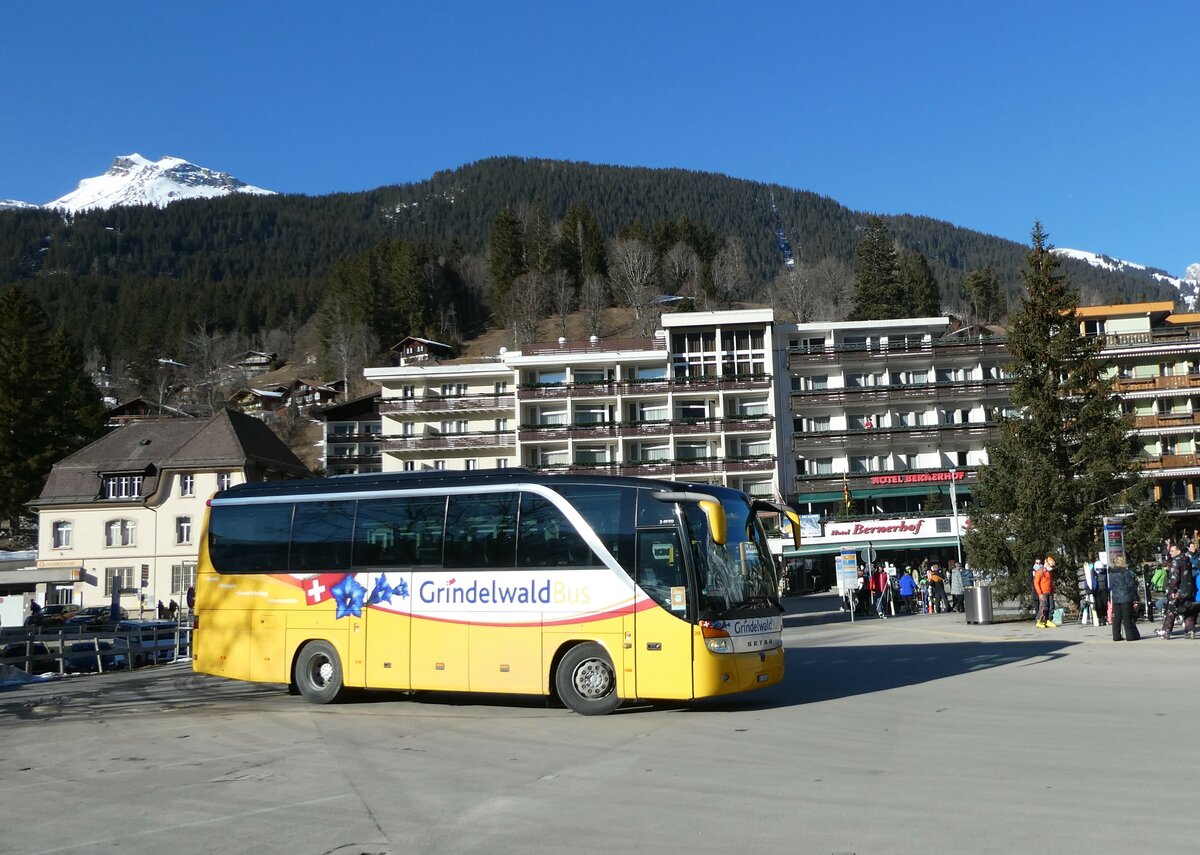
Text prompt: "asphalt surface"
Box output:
[[0, 594, 1188, 854]]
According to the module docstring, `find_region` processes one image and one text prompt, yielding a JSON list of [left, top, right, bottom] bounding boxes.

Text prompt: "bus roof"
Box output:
[[216, 469, 746, 502]]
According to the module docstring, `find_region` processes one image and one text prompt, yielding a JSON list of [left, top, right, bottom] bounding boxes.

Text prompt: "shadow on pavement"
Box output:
[[687, 638, 1077, 713]]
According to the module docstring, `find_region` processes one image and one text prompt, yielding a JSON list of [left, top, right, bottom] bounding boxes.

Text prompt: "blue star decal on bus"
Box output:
[[331, 574, 367, 619], [367, 574, 397, 605]]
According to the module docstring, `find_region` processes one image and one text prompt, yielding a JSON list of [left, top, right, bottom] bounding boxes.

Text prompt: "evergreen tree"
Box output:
[[963, 267, 1003, 324], [556, 201, 606, 284], [897, 248, 940, 316], [487, 208, 525, 317], [0, 285, 102, 524], [524, 198, 553, 276], [964, 223, 1143, 607], [849, 217, 903, 320]]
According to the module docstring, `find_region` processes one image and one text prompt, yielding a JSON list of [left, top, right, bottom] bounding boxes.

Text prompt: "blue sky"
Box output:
[[3, 1, 1197, 275]]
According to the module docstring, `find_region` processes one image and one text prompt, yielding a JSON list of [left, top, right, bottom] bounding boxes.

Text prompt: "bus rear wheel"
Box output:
[[295, 641, 344, 704], [555, 643, 619, 716]]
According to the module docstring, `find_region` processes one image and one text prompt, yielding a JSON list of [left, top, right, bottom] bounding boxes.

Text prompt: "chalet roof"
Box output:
[[316, 393, 381, 421], [295, 378, 338, 392], [391, 336, 453, 351], [33, 410, 308, 508]]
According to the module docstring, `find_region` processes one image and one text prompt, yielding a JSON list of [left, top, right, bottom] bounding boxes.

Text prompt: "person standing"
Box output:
[[929, 564, 951, 613], [898, 568, 917, 614], [874, 564, 890, 619], [948, 560, 965, 613], [1091, 561, 1109, 626], [1108, 564, 1141, 641], [1035, 557, 1056, 628], [1156, 542, 1198, 639]]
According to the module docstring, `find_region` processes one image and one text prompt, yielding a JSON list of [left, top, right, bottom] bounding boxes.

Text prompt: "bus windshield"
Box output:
[[683, 495, 779, 617]]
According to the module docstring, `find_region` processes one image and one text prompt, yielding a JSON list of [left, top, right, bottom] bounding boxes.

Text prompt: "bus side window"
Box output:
[[355, 496, 447, 567], [517, 493, 600, 567], [445, 493, 519, 569], [291, 501, 355, 574]]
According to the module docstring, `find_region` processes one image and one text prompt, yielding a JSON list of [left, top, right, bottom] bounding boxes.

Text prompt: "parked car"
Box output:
[[24, 603, 82, 627], [64, 606, 129, 627], [0, 642, 58, 674], [64, 640, 125, 672]]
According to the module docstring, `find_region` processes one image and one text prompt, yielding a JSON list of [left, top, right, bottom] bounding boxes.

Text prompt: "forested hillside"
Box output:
[[0, 156, 1174, 366]]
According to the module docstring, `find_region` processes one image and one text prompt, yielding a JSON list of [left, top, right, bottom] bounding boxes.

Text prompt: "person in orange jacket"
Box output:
[[1035, 556, 1056, 628]]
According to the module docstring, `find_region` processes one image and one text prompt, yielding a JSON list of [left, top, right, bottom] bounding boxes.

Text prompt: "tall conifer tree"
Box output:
[[897, 249, 940, 316], [848, 217, 902, 320], [965, 223, 1142, 606]]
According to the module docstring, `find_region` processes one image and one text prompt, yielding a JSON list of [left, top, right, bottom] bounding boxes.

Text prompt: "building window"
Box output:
[[218, 472, 233, 491], [495, 418, 510, 432], [496, 458, 508, 469], [494, 381, 508, 395], [176, 516, 192, 545], [52, 520, 72, 549], [180, 473, 195, 497], [105, 519, 136, 547], [171, 561, 197, 594], [432, 460, 446, 470], [465, 459, 478, 470], [103, 475, 144, 499], [104, 566, 135, 596], [402, 460, 416, 472]]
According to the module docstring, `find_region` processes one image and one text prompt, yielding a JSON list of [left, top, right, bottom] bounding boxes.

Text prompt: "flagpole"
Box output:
[[949, 468, 963, 568]]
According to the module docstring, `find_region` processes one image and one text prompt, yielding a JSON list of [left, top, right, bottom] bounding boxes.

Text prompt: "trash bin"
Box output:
[[965, 585, 993, 625]]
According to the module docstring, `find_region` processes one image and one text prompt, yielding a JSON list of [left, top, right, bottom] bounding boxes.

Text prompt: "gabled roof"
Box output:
[[316, 393, 381, 421], [33, 410, 308, 508]]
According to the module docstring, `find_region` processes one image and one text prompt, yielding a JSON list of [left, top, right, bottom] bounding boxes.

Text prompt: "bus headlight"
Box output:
[[705, 637, 733, 653]]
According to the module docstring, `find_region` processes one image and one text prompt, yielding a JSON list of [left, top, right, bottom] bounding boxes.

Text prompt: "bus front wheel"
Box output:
[[555, 643, 619, 716], [294, 641, 344, 704]]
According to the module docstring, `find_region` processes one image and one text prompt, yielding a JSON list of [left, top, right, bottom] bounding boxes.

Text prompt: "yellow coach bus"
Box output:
[[193, 470, 796, 715]]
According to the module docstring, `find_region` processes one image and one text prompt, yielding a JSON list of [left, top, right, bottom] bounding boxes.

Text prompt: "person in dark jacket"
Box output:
[[1108, 564, 1141, 641], [1157, 543, 1198, 639], [1091, 562, 1109, 626]]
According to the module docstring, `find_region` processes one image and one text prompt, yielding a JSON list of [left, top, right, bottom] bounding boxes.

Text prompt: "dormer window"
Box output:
[[103, 475, 143, 499]]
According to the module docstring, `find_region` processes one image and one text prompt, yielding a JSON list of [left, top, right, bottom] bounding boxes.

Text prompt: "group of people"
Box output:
[[1155, 540, 1200, 640], [846, 559, 972, 618]]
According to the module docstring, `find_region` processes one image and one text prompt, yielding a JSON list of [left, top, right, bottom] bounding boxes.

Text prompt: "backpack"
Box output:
[[1179, 566, 1197, 601]]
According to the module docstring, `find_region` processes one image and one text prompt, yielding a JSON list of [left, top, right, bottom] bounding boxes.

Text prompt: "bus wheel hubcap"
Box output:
[[573, 659, 612, 699], [315, 659, 333, 686]]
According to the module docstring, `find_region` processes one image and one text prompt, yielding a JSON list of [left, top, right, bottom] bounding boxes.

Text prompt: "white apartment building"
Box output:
[[365, 310, 784, 500]]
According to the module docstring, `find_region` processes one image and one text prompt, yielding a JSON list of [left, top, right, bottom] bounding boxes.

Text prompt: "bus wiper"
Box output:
[[732, 595, 782, 613]]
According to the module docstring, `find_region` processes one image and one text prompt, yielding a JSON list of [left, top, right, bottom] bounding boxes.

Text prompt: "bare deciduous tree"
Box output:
[[509, 272, 548, 347], [320, 294, 380, 399], [580, 273, 609, 338], [663, 242, 700, 299], [550, 269, 575, 339], [710, 237, 750, 308], [807, 256, 855, 321], [608, 238, 660, 336], [182, 321, 238, 414]]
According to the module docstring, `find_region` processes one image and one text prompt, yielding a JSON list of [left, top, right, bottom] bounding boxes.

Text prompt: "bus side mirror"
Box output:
[[785, 510, 802, 550], [698, 500, 727, 546]]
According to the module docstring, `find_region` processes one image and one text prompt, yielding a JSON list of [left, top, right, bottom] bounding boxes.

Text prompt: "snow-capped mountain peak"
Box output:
[[44, 153, 274, 213], [1054, 247, 1200, 310]]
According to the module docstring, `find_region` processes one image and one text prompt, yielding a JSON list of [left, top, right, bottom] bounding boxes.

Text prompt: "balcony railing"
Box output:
[[791, 421, 998, 451], [1138, 453, 1200, 471], [787, 335, 1007, 364], [525, 455, 776, 478], [381, 395, 515, 414], [517, 374, 771, 400], [1114, 374, 1200, 394], [1132, 413, 1200, 430], [519, 416, 773, 441], [382, 433, 516, 452], [1097, 329, 1200, 350], [325, 453, 383, 465], [790, 377, 1012, 404]]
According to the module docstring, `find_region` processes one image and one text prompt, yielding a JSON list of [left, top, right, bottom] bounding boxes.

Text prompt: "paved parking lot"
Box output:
[[0, 597, 1189, 854]]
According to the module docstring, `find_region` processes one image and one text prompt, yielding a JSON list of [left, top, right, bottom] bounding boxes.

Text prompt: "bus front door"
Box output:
[[633, 529, 694, 700]]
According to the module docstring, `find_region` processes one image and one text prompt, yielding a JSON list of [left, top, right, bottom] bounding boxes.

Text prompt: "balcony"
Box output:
[[1114, 374, 1200, 394], [524, 456, 775, 479], [382, 432, 516, 452], [517, 374, 771, 400], [326, 432, 384, 443], [518, 423, 619, 441], [325, 453, 382, 466], [381, 394, 515, 414], [790, 378, 1012, 407], [519, 416, 774, 441], [791, 421, 998, 451], [1132, 413, 1200, 430], [787, 336, 1007, 366], [1139, 453, 1200, 472], [1098, 329, 1200, 351]]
